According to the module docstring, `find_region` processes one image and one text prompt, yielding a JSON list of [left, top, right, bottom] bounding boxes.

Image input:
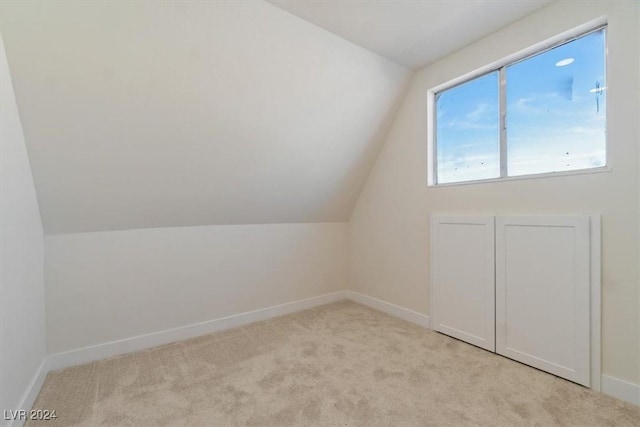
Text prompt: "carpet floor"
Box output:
[[28, 301, 640, 426]]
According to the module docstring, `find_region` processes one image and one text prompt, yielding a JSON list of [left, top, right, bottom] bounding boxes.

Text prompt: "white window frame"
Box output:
[[427, 19, 609, 187]]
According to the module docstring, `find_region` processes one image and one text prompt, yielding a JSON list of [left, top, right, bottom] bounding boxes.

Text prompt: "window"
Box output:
[[433, 26, 607, 185]]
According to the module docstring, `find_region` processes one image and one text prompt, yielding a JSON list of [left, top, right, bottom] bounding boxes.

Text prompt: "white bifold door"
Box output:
[[430, 216, 495, 352], [431, 215, 592, 387], [495, 216, 591, 386]]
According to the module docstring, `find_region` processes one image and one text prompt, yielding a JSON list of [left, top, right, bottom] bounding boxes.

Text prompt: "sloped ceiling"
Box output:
[[0, 0, 410, 234], [268, 0, 553, 70]]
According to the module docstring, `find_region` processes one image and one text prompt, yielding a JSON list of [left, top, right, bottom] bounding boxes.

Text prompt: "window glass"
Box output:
[[433, 27, 606, 185], [436, 72, 500, 184], [506, 29, 606, 176]]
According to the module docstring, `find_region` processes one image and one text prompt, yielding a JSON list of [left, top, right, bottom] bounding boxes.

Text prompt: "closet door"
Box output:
[[430, 216, 495, 351], [495, 216, 590, 386]]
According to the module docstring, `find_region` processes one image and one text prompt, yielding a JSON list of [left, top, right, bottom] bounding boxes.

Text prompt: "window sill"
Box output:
[[428, 166, 612, 188]]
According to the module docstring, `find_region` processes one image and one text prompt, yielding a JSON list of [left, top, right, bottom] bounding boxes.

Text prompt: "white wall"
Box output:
[[349, 0, 640, 385], [46, 222, 347, 354], [638, 1, 640, 383], [0, 36, 46, 420]]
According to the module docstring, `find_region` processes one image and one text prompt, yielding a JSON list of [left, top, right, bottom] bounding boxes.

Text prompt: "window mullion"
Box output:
[[499, 66, 507, 178], [433, 93, 439, 185]]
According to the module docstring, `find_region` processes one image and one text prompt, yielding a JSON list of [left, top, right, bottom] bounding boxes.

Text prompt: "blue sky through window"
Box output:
[[436, 28, 606, 184], [436, 72, 500, 184]]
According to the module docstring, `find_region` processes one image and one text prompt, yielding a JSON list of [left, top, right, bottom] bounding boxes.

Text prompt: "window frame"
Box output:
[[428, 21, 609, 187]]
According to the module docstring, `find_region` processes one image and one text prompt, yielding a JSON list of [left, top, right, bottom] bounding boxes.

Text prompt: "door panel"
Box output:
[[430, 216, 495, 351], [495, 216, 590, 386]]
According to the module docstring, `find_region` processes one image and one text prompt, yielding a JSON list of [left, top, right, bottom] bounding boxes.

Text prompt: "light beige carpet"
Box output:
[[28, 301, 640, 426]]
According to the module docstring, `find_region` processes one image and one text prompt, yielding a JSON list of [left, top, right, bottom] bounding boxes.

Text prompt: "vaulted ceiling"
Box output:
[[0, 0, 410, 233], [1, 0, 549, 234], [268, 0, 553, 69]]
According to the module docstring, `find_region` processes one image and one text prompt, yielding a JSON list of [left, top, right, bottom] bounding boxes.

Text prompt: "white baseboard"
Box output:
[[601, 374, 640, 406], [46, 290, 431, 373], [6, 358, 49, 427], [346, 291, 430, 328], [47, 290, 348, 372]]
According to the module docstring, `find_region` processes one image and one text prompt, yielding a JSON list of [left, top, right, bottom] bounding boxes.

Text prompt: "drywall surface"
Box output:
[[349, 0, 640, 384], [0, 0, 409, 234], [268, 0, 551, 69], [0, 36, 46, 419], [46, 223, 347, 353], [638, 1, 640, 383]]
